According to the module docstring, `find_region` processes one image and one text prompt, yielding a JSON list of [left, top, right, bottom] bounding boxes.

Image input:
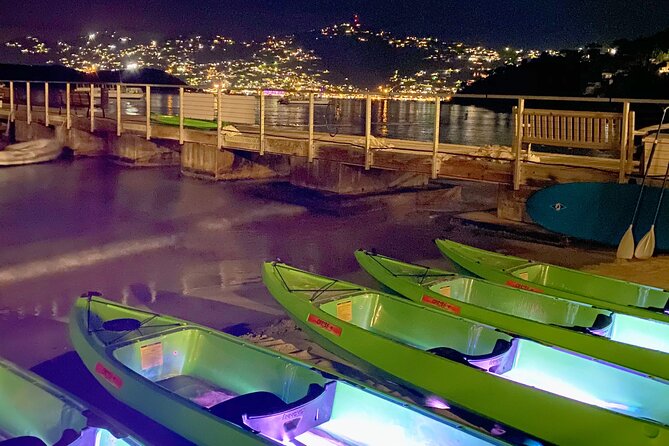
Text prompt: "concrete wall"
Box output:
[[181, 142, 289, 180], [497, 185, 539, 223], [289, 157, 429, 195]]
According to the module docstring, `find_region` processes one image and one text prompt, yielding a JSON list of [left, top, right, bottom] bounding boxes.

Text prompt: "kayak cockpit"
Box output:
[[428, 338, 518, 373], [108, 325, 498, 445]]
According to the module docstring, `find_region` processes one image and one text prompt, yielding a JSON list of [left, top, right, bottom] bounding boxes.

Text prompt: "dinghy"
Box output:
[[435, 239, 669, 324], [355, 249, 669, 381], [0, 357, 141, 446], [0, 139, 63, 166], [263, 261, 669, 446], [69, 292, 509, 446]]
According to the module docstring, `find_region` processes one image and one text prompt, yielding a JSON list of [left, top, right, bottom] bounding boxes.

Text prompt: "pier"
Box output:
[[1, 80, 667, 220]]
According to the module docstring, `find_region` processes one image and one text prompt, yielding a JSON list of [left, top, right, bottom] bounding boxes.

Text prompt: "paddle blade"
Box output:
[[634, 225, 656, 260], [616, 225, 635, 259]]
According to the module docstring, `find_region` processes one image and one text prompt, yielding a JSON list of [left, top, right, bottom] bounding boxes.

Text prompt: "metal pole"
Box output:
[[364, 95, 372, 170], [66, 83, 71, 129], [619, 101, 631, 183], [217, 87, 222, 149], [179, 87, 184, 144], [116, 84, 122, 136], [89, 84, 95, 132], [513, 98, 525, 190], [259, 91, 265, 155], [26, 82, 31, 124], [44, 82, 50, 126], [9, 81, 14, 122], [145, 85, 151, 140], [431, 95, 441, 179], [308, 92, 315, 162]]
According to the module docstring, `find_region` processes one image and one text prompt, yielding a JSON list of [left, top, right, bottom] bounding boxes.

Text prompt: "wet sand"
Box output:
[[0, 157, 666, 443]]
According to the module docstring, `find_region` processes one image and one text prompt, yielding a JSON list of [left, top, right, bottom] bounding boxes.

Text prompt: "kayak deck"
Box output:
[[439, 239, 669, 312], [315, 292, 669, 425]]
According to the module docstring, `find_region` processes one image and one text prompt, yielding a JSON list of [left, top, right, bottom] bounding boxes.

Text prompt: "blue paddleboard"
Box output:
[[527, 182, 669, 251]]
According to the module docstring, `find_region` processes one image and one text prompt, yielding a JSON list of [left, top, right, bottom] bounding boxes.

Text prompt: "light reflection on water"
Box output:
[[105, 94, 513, 147]]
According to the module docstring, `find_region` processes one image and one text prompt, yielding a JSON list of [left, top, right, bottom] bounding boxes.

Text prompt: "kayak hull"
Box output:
[[435, 238, 669, 324], [355, 249, 669, 382]]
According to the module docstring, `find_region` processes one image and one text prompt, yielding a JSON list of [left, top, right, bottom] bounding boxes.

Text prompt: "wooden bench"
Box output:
[[58, 90, 106, 118]]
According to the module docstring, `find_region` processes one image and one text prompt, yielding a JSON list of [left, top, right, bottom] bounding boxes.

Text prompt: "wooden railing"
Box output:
[[0, 80, 667, 190]]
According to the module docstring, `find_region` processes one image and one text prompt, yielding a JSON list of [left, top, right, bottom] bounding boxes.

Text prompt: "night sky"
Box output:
[[1, 0, 668, 48]]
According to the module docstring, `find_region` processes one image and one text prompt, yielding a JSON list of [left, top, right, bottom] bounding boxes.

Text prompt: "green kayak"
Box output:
[[263, 261, 669, 446], [69, 292, 510, 446], [436, 239, 669, 325], [151, 114, 222, 130], [0, 357, 141, 446], [355, 250, 669, 381]]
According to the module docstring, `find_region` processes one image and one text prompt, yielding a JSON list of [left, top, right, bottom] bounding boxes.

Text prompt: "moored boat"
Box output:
[[0, 138, 63, 166], [0, 357, 141, 446], [355, 249, 669, 381], [435, 239, 669, 324], [69, 292, 510, 446], [263, 261, 669, 446]]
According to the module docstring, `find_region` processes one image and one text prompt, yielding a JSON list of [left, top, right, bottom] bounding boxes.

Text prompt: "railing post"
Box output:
[[619, 101, 631, 183], [217, 87, 222, 149], [432, 95, 441, 179], [26, 81, 31, 124], [364, 94, 372, 170], [65, 83, 71, 129], [627, 111, 636, 174], [512, 98, 525, 190], [116, 84, 122, 136], [9, 81, 14, 122], [179, 87, 184, 144], [259, 90, 265, 155], [89, 83, 95, 132], [308, 92, 315, 162], [44, 82, 50, 126], [145, 85, 151, 140]]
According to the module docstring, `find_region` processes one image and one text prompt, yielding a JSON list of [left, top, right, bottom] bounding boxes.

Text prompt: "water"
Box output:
[[102, 94, 514, 147], [0, 158, 612, 444]]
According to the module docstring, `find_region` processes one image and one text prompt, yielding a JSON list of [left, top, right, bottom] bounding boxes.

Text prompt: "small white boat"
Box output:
[[74, 86, 145, 100], [0, 138, 63, 166]]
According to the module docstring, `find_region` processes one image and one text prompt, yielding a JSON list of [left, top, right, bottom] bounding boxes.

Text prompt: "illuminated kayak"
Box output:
[[69, 292, 509, 446], [435, 239, 669, 324], [151, 114, 219, 130], [263, 261, 669, 446], [356, 250, 669, 382], [0, 357, 141, 446]]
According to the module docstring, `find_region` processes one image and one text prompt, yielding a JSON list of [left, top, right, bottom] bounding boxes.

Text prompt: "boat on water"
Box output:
[[355, 249, 669, 381], [151, 114, 234, 130], [263, 261, 669, 446], [436, 239, 669, 324], [0, 357, 142, 446], [73, 86, 144, 100], [69, 292, 510, 446], [279, 95, 331, 106], [0, 138, 63, 166]]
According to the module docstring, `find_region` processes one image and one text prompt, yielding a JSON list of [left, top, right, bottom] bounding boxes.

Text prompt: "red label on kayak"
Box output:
[[421, 295, 461, 314], [307, 314, 342, 336], [95, 362, 123, 389], [505, 280, 544, 294]]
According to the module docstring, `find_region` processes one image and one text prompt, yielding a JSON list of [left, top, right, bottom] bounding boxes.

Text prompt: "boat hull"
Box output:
[[355, 250, 669, 381], [263, 261, 669, 446], [435, 239, 669, 324]]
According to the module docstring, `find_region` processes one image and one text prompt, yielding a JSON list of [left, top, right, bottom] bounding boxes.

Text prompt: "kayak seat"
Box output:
[[209, 391, 287, 428], [428, 339, 513, 372], [209, 384, 325, 425], [0, 437, 48, 446], [567, 313, 613, 336]]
